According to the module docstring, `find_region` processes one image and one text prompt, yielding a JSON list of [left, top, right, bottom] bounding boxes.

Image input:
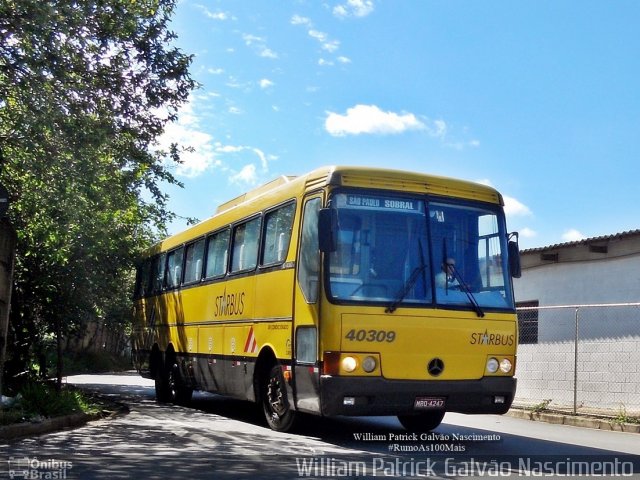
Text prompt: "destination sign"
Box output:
[[336, 193, 424, 213]]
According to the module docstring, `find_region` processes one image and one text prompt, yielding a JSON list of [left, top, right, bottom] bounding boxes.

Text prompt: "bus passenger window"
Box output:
[[150, 253, 166, 293], [165, 247, 184, 288], [134, 260, 150, 298], [231, 217, 261, 273], [262, 202, 295, 265], [184, 239, 205, 284], [205, 229, 230, 278]]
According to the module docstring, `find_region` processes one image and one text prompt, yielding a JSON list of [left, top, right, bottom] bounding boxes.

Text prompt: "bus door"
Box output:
[[292, 196, 322, 413]]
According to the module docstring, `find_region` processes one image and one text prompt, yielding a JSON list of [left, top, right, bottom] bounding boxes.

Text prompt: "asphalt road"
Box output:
[[1, 372, 639, 479]]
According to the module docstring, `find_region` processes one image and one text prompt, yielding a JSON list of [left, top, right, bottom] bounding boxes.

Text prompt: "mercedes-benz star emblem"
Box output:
[[427, 358, 444, 377]]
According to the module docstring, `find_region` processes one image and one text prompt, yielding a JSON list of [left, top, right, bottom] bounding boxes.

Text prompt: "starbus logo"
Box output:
[[469, 329, 515, 346], [214, 287, 246, 317]]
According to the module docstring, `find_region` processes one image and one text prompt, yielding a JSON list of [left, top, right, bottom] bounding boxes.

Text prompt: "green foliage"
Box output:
[[61, 351, 132, 375], [531, 399, 552, 413], [20, 382, 95, 417], [1, 382, 99, 424], [0, 0, 195, 380], [611, 404, 639, 425]]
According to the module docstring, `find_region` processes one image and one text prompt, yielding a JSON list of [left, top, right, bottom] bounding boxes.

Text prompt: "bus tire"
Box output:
[[397, 411, 445, 432], [155, 365, 171, 403], [167, 362, 193, 405], [262, 364, 296, 432]]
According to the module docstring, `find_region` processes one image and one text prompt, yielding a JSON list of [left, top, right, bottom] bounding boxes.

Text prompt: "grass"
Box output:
[[530, 398, 553, 413], [0, 381, 100, 426], [611, 404, 639, 425]]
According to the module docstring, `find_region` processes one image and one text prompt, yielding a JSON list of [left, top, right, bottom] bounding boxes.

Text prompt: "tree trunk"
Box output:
[[0, 219, 16, 397]]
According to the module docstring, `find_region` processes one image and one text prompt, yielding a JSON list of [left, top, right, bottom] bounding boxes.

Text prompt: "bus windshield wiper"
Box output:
[[447, 262, 485, 318], [386, 265, 428, 314]]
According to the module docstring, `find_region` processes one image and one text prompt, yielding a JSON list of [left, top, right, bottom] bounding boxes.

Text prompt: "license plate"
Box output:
[[414, 396, 446, 409]]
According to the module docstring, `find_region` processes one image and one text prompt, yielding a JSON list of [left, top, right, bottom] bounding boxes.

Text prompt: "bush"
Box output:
[[61, 351, 132, 375], [1, 382, 99, 424]]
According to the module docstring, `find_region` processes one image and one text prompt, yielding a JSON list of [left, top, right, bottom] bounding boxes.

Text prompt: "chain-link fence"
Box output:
[[514, 303, 640, 417]]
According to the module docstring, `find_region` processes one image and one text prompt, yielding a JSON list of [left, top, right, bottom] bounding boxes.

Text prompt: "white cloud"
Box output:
[[228, 106, 243, 115], [503, 195, 533, 217], [291, 15, 344, 65], [205, 11, 228, 20], [156, 100, 218, 178], [308, 29, 340, 53], [519, 227, 537, 239], [230, 164, 258, 185], [322, 39, 341, 53], [215, 144, 244, 154], [291, 15, 311, 26], [214, 143, 273, 173], [207, 68, 224, 75], [561, 229, 586, 243], [253, 148, 269, 170], [259, 47, 278, 59], [242, 34, 278, 59], [308, 30, 327, 42], [333, 0, 375, 18], [196, 5, 231, 21], [337, 56, 352, 64], [259, 78, 274, 89], [242, 34, 265, 45], [325, 104, 425, 136], [431, 119, 447, 138], [476, 182, 532, 219]]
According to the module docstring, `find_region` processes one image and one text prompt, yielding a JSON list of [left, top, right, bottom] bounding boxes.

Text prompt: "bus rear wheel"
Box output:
[[156, 360, 192, 405], [167, 363, 193, 405], [262, 365, 296, 432], [398, 411, 445, 432]]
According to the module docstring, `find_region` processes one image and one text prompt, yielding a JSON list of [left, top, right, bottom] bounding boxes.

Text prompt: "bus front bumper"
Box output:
[[319, 376, 516, 417]]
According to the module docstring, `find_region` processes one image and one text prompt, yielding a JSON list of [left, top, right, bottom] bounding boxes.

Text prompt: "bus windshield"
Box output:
[[326, 191, 514, 312]]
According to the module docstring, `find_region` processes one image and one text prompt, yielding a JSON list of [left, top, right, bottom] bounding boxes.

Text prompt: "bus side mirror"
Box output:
[[318, 208, 337, 253], [508, 233, 521, 278]]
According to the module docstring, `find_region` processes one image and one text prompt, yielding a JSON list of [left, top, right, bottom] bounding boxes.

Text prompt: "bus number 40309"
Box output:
[[345, 329, 396, 343]]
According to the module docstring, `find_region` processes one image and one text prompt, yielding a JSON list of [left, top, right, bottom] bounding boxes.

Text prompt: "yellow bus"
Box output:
[[132, 166, 521, 432]]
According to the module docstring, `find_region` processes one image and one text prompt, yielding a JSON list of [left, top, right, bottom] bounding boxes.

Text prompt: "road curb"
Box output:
[[507, 408, 640, 433], [0, 401, 129, 441], [0, 412, 100, 441]]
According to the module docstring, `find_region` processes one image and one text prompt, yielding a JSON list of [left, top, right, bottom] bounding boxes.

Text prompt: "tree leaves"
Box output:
[[0, 0, 195, 377]]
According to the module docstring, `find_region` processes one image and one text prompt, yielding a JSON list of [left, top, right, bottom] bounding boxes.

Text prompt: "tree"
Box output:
[[0, 0, 195, 387]]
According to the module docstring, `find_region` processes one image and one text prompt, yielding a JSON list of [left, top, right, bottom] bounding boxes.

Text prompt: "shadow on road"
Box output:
[[4, 373, 637, 479]]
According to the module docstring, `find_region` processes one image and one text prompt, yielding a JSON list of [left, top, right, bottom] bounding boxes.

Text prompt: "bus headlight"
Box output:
[[486, 358, 499, 374], [362, 356, 377, 373], [500, 358, 513, 373], [341, 356, 357, 373]]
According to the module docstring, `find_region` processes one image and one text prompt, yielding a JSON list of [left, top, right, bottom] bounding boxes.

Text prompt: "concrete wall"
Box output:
[[512, 233, 640, 414], [515, 254, 640, 309], [516, 336, 640, 414]]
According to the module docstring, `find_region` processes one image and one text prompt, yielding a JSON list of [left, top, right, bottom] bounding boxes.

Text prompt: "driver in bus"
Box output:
[[436, 258, 459, 289]]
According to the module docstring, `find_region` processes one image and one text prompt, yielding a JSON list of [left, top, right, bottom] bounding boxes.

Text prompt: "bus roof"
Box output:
[[151, 166, 503, 253]]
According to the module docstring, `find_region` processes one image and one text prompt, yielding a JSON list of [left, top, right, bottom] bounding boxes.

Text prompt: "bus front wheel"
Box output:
[[262, 365, 296, 432], [397, 411, 445, 432]]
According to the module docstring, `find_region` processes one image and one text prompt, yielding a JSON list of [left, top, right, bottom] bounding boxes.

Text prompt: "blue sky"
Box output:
[[160, 0, 640, 249]]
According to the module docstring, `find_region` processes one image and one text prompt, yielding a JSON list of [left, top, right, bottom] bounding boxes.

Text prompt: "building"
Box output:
[[512, 230, 640, 414]]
